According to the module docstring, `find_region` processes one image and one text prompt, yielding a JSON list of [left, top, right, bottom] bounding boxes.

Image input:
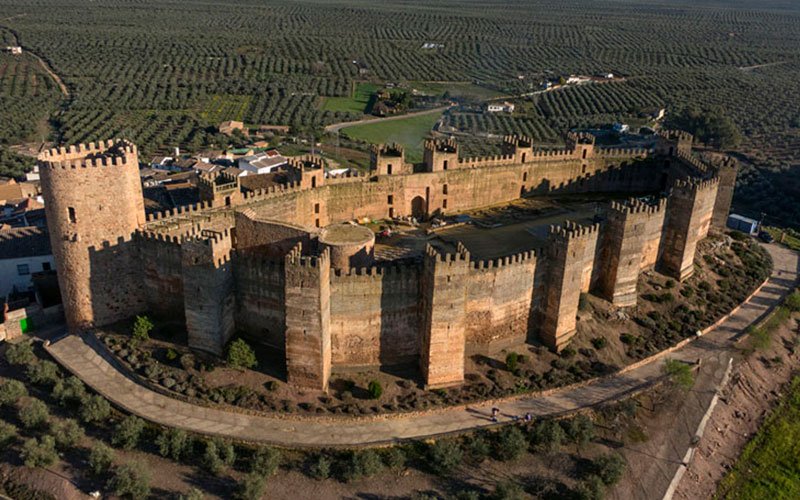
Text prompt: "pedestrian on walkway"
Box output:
[[524, 412, 532, 423], [491, 406, 499, 422]]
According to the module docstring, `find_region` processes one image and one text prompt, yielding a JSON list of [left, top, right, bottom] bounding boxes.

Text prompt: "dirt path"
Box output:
[[324, 105, 451, 133], [1, 20, 69, 98], [738, 61, 789, 71]]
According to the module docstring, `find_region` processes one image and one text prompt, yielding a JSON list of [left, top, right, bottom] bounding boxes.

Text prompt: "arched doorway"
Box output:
[[411, 196, 426, 220]]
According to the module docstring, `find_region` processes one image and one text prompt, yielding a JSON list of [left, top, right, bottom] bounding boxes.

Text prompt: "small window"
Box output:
[[315, 218, 320, 228], [389, 207, 394, 218], [521, 152, 527, 163], [582, 164, 587, 174], [42, 262, 52, 271], [522, 172, 528, 182], [387, 164, 393, 175], [311, 176, 317, 188], [582, 149, 587, 159], [387, 195, 393, 205], [443, 199, 448, 209], [442, 184, 448, 195], [443, 160, 448, 170], [314, 203, 320, 214], [225, 196, 231, 206], [17, 264, 30, 276], [67, 207, 76, 223]]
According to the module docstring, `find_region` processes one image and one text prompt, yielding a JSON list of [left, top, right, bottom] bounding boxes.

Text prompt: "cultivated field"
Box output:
[[0, 0, 799, 225], [340, 112, 442, 163]]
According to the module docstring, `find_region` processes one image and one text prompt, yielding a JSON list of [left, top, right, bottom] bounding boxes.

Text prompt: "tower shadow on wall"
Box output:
[[378, 259, 424, 384], [87, 237, 147, 328]]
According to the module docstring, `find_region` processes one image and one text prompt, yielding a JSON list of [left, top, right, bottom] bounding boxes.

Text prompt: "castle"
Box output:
[[38, 131, 737, 391]]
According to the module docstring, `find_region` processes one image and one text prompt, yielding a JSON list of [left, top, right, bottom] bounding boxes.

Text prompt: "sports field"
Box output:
[[340, 112, 441, 163]]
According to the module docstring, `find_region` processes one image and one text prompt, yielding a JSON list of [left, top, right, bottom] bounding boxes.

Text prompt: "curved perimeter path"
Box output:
[[46, 244, 799, 447]]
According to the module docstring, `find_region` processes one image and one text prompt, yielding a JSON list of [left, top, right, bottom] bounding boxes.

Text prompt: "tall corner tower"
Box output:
[[38, 139, 146, 330]]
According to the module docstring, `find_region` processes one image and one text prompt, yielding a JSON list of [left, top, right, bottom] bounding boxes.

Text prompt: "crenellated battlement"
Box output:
[[330, 261, 420, 280], [285, 243, 330, 268], [372, 142, 404, 157], [472, 249, 536, 270], [424, 242, 470, 265], [673, 175, 720, 193], [609, 197, 667, 216], [287, 154, 325, 171], [548, 221, 600, 242], [503, 134, 534, 148], [657, 129, 694, 143], [424, 138, 458, 153], [597, 147, 649, 158], [145, 200, 214, 222], [566, 131, 596, 146], [38, 139, 138, 169]]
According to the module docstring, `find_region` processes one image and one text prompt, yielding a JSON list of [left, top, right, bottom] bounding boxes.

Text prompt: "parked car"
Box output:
[[758, 231, 774, 243]]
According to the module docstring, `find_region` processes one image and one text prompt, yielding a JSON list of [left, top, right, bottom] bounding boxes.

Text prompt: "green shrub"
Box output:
[[561, 347, 577, 359], [505, 352, 519, 372], [467, 434, 491, 461], [0, 378, 28, 406], [663, 359, 694, 390], [201, 438, 235, 475], [664, 279, 676, 289], [52, 376, 86, 406], [17, 397, 50, 429], [132, 315, 154, 344], [166, 348, 178, 361], [156, 428, 190, 461], [342, 449, 384, 481], [179, 488, 205, 500], [785, 291, 800, 312], [491, 480, 525, 500], [52, 419, 84, 449], [368, 380, 383, 399], [26, 360, 60, 386], [0, 421, 17, 447], [80, 394, 112, 424], [5, 340, 35, 366], [428, 440, 463, 474], [592, 453, 627, 485], [383, 447, 406, 469], [21, 435, 58, 468], [530, 420, 565, 453], [310, 454, 332, 480], [88, 442, 115, 476], [250, 446, 281, 476], [235, 472, 267, 500], [112, 415, 146, 450], [573, 474, 605, 500], [496, 425, 527, 461], [620, 333, 638, 345], [563, 414, 595, 448], [590, 337, 607, 350], [108, 461, 151, 500], [226, 339, 257, 369]]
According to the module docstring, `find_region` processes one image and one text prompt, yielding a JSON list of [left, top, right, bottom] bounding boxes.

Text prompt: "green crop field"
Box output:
[[321, 82, 379, 113], [717, 376, 800, 500], [0, 0, 799, 226], [341, 112, 442, 163]]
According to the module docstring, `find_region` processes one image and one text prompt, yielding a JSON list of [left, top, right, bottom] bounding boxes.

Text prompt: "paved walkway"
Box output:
[[45, 244, 798, 447]]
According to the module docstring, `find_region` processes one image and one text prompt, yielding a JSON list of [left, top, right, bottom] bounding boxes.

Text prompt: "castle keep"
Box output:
[[39, 131, 736, 391]]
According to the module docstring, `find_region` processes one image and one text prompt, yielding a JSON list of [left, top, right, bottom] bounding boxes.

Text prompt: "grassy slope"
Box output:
[[321, 83, 379, 113], [340, 112, 441, 163], [717, 376, 800, 499]]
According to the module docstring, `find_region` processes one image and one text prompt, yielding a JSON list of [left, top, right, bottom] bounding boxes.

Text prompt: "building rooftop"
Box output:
[[319, 224, 374, 246], [0, 226, 52, 259]]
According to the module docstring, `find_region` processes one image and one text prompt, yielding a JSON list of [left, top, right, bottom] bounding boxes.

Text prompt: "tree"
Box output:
[[80, 395, 112, 424], [564, 414, 595, 449], [496, 425, 527, 461], [310, 454, 332, 480], [132, 315, 154, 344], [0, 379, 28, 406], [235, 472, 267, 500], [491, 480, 525, 500], [226, 339, 257, 369], [505, 352, 519, 372], [52, 376, 87, 406], [21, 435, 59, 468], [428, 440, 463, 474], [26, 360, 61, 386], [368, 380, 383, 399], [179, 488, 205, 500], [530, 420, 565, 453], [108, 461, 151, 500], [112, 416, 146, 450], [592, 453, 626, 485], [250, 446, 281, 476], [5, 340, 35, 366], [52, 419, 84, 449], [17, 397, 50, 429], [0, 421, 17, 447], [89, 442, 115, 476], [573, 474, 605, 500], [156, 428, 190, 461], [202, 439, 235, 475]]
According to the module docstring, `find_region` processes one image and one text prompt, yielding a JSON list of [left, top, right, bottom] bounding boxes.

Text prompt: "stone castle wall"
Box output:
[[39, 131, 735, 392]]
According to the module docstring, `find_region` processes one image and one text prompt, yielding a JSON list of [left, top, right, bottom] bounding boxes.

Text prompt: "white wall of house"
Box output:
[[0, 255, 54, 297]]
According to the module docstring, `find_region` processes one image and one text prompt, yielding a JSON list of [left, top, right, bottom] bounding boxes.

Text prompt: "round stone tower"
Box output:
[[318, 224, 375, 271], [38, 139, 146, 330]]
